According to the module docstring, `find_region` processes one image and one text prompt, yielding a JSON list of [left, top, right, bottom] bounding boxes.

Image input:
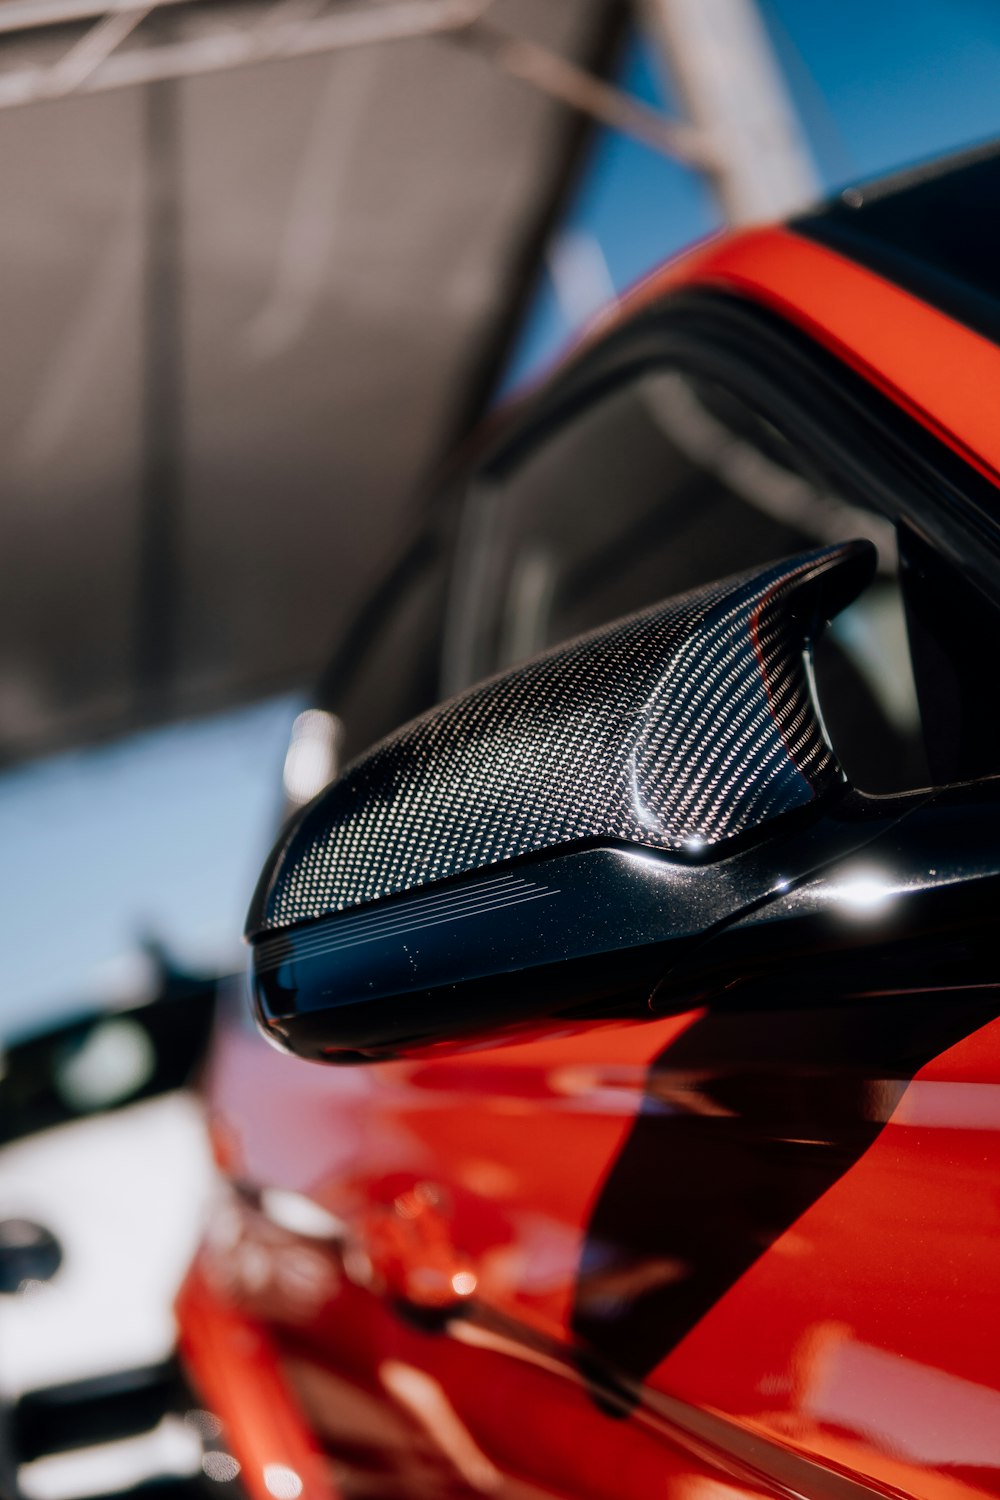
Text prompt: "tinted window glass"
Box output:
[[445, 369, 927, 795], [316, 523, 453, 767]]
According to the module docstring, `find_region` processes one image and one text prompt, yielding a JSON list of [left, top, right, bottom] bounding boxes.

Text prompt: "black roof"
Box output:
[[796, 139, 1000, 347]]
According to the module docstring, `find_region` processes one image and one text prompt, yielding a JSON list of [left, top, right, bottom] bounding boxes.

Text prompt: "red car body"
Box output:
[[178, 154, 1000, 1500]]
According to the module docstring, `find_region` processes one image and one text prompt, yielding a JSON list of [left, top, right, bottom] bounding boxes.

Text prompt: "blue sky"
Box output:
[[764, 0, 1000, 183], [0, 697, 298, 1028], [6, 3, 1000, 1032], [504, 0, 1000, 388]]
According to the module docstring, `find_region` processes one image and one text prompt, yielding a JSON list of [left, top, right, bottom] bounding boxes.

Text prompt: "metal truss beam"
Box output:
[[0, 0, 712, 174]]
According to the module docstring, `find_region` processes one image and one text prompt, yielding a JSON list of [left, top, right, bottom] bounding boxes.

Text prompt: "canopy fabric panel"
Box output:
[[0, 0, 620, 762]]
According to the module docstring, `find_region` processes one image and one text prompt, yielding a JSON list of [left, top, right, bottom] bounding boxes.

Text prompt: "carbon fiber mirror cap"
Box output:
[[247, 541, 877, 1061]]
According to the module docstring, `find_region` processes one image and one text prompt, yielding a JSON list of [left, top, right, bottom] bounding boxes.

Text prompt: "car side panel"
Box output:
[[187, 988, 1000, 1500]]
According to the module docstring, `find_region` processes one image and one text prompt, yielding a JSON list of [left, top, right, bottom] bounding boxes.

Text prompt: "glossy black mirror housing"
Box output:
[[246, 542, 876, 1061]]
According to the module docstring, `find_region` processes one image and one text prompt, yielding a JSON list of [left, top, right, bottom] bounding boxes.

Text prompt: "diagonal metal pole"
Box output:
[[640, 0, 818, 223], [0, 0, 185, 38], [43, 4, 150, 93], [453, 19, 717, 170]]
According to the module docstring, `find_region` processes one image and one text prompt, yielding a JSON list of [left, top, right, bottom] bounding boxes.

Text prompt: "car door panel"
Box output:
[[197, 898, 1000, 1500]]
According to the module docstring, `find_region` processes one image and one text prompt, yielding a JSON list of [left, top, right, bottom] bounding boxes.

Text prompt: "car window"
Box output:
[[313, 521, 454, 769], [443, 368, 929, 795]]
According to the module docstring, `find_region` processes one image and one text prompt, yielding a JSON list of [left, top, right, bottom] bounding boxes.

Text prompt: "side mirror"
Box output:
[[246, 542, 883, 1062]]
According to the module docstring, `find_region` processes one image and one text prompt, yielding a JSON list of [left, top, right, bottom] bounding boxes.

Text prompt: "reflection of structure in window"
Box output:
[[497, 546, 557, 671], [440, 481, 506, 697], [641, 371, 898, 569], [827, 585, 921, 738], [643, 371, 923, 784]]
